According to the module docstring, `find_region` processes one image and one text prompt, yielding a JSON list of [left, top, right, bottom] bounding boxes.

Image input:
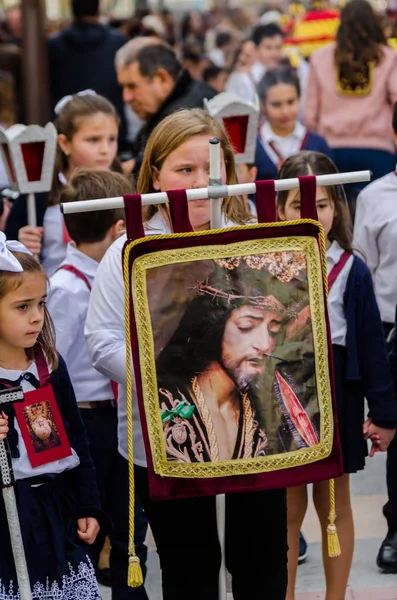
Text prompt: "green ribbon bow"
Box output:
[[161, 398, 195, 423]]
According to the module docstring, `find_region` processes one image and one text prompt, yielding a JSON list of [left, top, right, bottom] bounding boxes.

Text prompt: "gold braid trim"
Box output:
[[127, 224, 332, 479], [124, 219, 337, 554], [191, 377, 220, 462], [242, 394, 255, 459]]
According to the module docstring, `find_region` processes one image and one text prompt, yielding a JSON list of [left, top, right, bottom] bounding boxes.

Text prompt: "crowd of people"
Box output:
[[0, 0, 397, 599]]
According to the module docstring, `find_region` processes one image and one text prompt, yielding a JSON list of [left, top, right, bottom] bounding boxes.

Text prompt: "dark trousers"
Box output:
[[80, 408, 149, 600], [135, 465, 288, 600], [382, 323, 397, 533], [384, 433, 397, 532]]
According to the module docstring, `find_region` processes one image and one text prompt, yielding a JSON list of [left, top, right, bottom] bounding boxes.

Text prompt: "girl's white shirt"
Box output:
[[85, 209, 255, 467], [0, 361, 80, 480], [326, 240, 354, 347]]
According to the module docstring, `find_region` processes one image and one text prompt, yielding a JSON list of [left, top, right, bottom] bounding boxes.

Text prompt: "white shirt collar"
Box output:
[[63, 242, 99, 280], [261, 120, 306, 144], [326, 240, 344, 265]]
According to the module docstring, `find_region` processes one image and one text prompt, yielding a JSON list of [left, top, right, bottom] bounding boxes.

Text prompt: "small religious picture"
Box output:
[[22, 401, 62, 453], [132, 233, 333, 480], [14, 385, 72, 468]]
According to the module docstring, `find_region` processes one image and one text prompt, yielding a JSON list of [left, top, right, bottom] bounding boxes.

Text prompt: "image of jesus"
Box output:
[[156, 253, 319, 463]]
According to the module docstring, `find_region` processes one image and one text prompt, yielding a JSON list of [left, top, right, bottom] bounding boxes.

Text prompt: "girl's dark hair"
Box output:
[[0, 253, 58, 370], [49, 94, 121, 207], [335, 0, 387, 88], [277, 151, 353, 252], [257, 66, 301, 103]]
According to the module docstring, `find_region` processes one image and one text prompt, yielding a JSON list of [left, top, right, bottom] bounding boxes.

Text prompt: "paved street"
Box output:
[[100, 452, 397, 599]]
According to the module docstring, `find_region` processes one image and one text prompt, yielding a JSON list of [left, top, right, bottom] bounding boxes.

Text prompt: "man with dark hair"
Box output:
[[115, 37, 217, 174], [156, 254, 319, 463], [203, 64, 229, 93], [47, 0, 127, 147], [251, 23, 286, 83]]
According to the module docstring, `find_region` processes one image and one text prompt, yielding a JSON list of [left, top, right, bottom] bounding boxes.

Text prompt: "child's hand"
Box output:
[[18, 226, 43, 255], [77, 517, 100, 545], [363, 418, 396, 455], [0, 412, 8, 440]]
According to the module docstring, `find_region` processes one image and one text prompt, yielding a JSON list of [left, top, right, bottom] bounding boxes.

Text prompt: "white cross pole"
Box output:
[[208, 137, 227, 599], [61, 169, 371, 215]]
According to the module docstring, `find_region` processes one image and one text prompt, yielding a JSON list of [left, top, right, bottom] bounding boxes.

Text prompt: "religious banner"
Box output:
[[123, 176, 342, 502]]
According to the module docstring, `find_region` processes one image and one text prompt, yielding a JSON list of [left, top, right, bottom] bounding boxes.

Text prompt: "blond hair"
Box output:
[[138, 108, 252, 226]]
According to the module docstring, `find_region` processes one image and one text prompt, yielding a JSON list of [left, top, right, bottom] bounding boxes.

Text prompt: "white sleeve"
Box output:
[[84, 242, 128, 384], [353, 189, 379, 277], [47, 285, 81, 361]]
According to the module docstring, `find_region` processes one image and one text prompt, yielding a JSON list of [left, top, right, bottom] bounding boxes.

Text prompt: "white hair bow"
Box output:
[[54, 89, 97, 116], [0, 232, 32, 272]]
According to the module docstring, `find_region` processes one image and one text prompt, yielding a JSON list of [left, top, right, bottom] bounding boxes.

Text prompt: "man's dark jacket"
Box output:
[[132, 69, 218, 174], [47, 21, 127, 148]]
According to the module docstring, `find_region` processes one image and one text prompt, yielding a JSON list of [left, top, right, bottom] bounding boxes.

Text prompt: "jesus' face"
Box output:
[[32, 416, 52, 440], [221, 303, 282, 392]]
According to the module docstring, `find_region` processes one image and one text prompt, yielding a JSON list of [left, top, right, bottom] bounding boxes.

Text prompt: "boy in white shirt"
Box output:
[[354, 102, 397, 573], [47, 169, 149, 600]]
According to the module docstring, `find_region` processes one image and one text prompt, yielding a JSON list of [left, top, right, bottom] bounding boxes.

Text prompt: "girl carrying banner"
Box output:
[[85, 108, 289, 600]]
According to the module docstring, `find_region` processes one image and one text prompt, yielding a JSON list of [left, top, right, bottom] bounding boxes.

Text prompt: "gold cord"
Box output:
[[123, 243, 144, 587], [327, 478, 341, 557], [123, 218, 336, 564]]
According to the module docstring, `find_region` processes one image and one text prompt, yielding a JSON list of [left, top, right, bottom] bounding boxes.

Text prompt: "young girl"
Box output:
[[0, 233, 109, 598], [5, 92, 120, 276], [256, 67, 331, 182], [277, 150, 397, 600], [85, 108, 288, 600]]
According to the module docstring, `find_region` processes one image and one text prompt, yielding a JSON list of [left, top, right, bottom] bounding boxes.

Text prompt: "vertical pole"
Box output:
[[22, 0, 50, 125], [209, 137, 227, 600], [27, 192, 37, 228], [209, 137, 223, 230]]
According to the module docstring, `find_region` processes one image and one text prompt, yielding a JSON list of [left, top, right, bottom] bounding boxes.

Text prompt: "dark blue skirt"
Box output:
[[0, 470, 100, 600], [333, 344, 368, 473]]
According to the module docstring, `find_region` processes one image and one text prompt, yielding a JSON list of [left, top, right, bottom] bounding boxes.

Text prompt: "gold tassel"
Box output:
[[327, 478, 341, 557], [124, 245, 144, 588], [128, 554, 144, 587]]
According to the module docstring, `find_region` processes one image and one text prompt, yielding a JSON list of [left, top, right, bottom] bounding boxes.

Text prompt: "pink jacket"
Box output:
[[304, 43, 397, 153]]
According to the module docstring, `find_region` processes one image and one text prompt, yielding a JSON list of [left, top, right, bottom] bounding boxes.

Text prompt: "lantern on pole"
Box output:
[[0, 122, 57, 227]]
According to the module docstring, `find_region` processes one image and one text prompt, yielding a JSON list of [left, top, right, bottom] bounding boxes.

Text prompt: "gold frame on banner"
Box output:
[[124, 222, 333, 479]]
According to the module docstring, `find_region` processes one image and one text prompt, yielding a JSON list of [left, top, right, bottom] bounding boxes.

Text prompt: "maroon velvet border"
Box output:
[[124, 223, 343, 501]]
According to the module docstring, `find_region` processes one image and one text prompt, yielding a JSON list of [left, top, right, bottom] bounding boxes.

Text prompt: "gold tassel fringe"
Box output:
[[128, 554, 143, 588], [327, 478, 341, 557], [124, 245, 144, 588]]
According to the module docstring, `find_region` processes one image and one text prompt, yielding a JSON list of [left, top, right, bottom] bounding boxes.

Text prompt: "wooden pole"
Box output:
[[22, 0, 50, 125]]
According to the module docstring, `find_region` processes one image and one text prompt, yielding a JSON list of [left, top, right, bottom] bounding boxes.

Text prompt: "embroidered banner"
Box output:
[[123, 209, 342, 499]]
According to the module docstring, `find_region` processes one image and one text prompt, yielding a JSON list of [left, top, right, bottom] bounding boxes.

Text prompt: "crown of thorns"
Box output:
[[214, 252, 306, 282], [195, 252, 307, 316]]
